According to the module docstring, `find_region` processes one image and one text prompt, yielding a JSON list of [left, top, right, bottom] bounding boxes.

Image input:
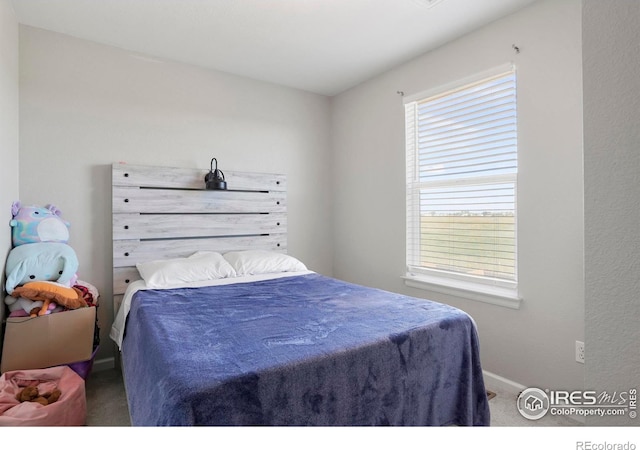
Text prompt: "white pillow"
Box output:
[[136, 251, 237, 288], [223, 250, 307, 276]]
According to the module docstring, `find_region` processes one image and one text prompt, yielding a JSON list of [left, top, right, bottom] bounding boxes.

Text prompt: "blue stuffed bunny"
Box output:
[[4, 242, 79, 294]]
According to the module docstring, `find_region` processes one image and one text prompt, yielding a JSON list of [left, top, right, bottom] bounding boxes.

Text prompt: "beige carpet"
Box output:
[[84, 368, 580, 427]]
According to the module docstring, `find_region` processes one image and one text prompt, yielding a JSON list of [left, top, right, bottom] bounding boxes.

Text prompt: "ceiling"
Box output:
[[11, 0, 537, 96]]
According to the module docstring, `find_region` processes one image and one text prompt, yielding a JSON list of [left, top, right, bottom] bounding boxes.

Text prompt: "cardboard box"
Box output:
[[1, 306, 96, 373]]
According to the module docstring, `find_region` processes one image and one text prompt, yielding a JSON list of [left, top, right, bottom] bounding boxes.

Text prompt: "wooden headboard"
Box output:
[[111, 163, 287, 302]]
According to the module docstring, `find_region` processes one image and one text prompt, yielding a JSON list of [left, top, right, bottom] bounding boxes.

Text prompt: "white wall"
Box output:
[[18, 26, 333, 365], [331, 0, 584, 390], [0, 0, 19, 324], [583, 0, 640, 426]]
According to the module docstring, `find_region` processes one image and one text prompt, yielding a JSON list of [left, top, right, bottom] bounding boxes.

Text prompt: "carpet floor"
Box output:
[[85, 368, 582, 427]]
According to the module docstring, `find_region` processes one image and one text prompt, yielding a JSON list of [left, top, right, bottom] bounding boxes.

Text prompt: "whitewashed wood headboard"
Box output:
[[112, 163, 287, 303]]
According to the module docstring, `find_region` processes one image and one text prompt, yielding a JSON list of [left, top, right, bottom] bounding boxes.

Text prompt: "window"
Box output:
[[404, 66, 520, 307]]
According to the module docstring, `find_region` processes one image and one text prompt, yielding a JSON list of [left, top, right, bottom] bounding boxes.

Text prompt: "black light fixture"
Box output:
[[204, 157, 227, 190]]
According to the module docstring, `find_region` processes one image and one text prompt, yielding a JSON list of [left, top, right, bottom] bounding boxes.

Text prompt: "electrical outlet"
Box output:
[[575, 341, 585, 364]]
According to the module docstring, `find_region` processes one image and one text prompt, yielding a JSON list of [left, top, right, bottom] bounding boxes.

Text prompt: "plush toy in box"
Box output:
[[4, 202, 89, 317], [4, 243, 86, 317], [4, 242, 79, 294], [10, 201, 70, 247], [5, 281, 87, 317]]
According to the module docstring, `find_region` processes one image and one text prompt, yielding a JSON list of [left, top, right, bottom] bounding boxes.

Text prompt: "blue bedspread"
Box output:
[[122, 273, 490, 426]]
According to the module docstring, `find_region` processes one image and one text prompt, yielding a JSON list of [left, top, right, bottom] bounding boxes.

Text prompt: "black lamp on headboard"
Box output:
[[205, 158, 227, 190]]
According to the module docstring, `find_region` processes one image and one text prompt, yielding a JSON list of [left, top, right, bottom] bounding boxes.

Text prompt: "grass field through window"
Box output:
[[420, 214, 515, 280]]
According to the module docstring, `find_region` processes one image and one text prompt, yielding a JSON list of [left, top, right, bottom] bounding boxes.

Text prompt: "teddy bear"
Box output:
[[15, 385, 62, 406], [10, 201, 70, 247]]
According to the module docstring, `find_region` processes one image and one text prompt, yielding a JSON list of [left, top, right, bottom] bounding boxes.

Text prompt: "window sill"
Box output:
[[402, 273, 522, 310]]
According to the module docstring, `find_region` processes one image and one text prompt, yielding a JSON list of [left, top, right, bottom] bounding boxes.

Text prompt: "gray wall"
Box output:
[[583, 0, 640, 426], [331, 0, 585, 391], [18, 26, 334, 365], [0, 0, 19, 327]]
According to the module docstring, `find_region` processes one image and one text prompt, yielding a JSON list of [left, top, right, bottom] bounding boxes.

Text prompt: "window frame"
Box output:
[[403, 64, 522, 309]]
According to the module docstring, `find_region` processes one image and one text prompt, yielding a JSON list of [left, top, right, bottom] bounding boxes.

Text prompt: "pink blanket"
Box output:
[[0, 366, 86, 426]]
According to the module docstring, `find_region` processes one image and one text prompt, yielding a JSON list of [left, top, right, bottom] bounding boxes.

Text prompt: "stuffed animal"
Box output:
[[15, 385, 62, 406], [10, 201, 70, 247], [3, 295, 54, 317], [5, 242, 79, 294], [10, 281, 87, 315]]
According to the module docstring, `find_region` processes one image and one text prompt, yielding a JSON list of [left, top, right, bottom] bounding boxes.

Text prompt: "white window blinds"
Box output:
[[405, 69, 517, 287]]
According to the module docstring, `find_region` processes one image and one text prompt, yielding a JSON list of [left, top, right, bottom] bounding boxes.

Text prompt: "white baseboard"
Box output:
[[92, 356, 116, 372], [483, 370, 527, 395], [483, 370, 586, 424]]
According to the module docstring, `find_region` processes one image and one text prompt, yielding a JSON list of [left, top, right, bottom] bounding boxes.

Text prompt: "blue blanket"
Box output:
[[122, 273, 490, 426]]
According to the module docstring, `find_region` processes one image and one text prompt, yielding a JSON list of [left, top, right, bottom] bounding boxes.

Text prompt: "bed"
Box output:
[[109, 162, 490, 426]]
